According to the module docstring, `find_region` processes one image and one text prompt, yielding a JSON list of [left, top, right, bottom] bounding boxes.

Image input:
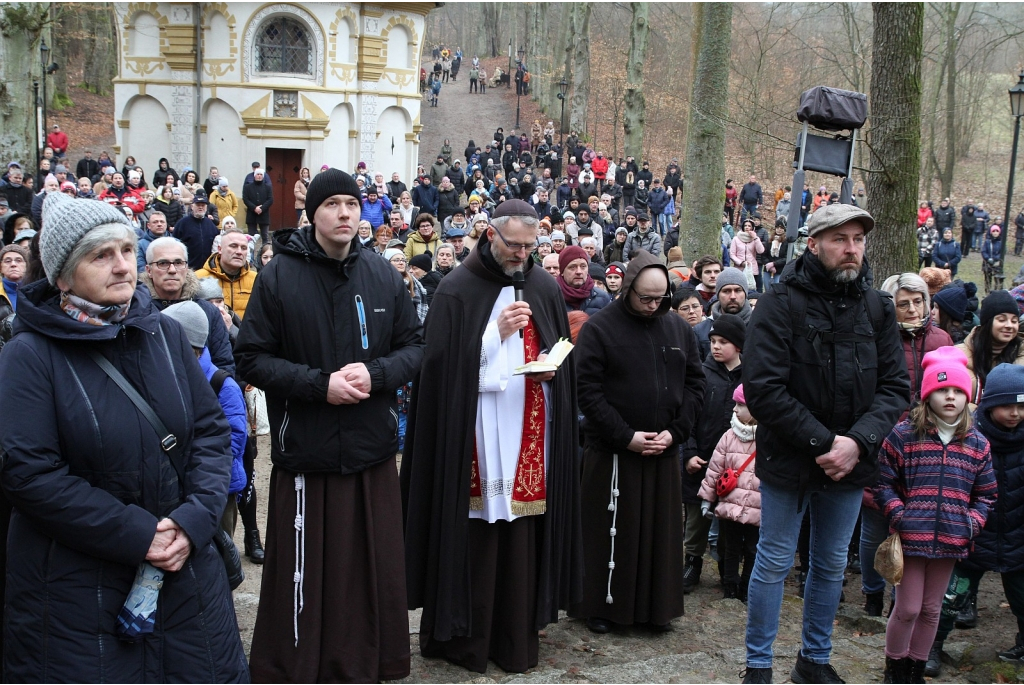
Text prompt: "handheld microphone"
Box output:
[[512, 270, 525, 338]]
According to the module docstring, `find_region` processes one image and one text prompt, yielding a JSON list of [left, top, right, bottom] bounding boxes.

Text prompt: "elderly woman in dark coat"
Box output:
[[0, 191, 249, 683]]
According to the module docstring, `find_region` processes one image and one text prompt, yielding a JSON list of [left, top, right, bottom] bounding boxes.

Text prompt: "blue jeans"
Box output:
[[657, 213, 671, 236], [745, 481, 862, 668], [860, 505, 889, 595]]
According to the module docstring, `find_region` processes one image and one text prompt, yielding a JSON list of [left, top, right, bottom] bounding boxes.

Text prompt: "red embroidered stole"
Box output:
[[470, 318, 548, 515]]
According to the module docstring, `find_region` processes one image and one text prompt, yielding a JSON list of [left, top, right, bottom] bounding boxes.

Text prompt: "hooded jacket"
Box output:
[[743, 252, 910, 492], [0, 281, 247, 682], [235, 227, 425, 474], [152, 158, 177, 188], [966, 409, 1024, 572], [194, 253, 257, 320], [575, 250, 706, 453]]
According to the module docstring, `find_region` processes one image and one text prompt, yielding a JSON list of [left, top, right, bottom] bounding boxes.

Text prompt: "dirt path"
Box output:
[[418, 58, 516, 169]]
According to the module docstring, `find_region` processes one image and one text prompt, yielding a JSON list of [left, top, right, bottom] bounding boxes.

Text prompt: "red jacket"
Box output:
[[98, 185, 144, 215], [917, 206, 933, 228], [591, 156, 609, 180], [46, 131, 69, 154]]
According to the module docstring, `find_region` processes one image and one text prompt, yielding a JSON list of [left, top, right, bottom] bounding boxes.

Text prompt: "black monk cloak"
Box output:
[[401, 237, 584, 642]]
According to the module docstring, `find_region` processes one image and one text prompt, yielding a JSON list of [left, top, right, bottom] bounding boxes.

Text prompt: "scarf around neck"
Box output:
[[558, 273, 595, 306], [60, 291, 130, 326], [731, 413, 757, 442]]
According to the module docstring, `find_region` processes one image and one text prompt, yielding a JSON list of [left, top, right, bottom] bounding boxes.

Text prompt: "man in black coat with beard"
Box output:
[[402, 200, 583, 675], [740, 203, 908, 684]]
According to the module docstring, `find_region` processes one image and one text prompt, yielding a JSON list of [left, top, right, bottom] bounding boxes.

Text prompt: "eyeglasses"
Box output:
[[677, 304, 703, 312], [149, 259, 187, 271], [635, 294, 670, 305], [390, 257, 407, 263], [895, 298, 925, 311], [490, 224, 538, 252]]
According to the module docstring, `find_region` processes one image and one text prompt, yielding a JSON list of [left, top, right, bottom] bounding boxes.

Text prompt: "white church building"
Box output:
[[112, 2, 432, 229]]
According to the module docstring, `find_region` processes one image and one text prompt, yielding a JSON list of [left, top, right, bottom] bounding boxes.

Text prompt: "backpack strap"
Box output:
[[210, 368, 230, 395]]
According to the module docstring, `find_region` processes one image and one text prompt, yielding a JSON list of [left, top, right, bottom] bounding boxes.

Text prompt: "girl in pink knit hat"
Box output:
[[699, 384, 760, 601], [874, 347, 997, 683]]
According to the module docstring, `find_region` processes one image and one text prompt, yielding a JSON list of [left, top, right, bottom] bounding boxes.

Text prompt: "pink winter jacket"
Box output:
[[729, 232, 764, 271], [698, 425, 761, 526]]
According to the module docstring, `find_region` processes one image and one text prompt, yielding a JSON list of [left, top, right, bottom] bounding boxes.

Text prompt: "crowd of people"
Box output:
[[0, 114, 1024, 685]]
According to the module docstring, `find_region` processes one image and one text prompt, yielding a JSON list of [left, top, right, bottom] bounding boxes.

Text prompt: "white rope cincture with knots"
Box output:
[[606, 453, 620, 604], [293, 473, 306, 646]]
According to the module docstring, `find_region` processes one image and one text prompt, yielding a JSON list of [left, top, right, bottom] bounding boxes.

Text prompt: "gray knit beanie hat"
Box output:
[[162, 301, 210, 349], [715, 266, 748, 296], [40, 191, 133, 285], [196, 277, 224, 302]]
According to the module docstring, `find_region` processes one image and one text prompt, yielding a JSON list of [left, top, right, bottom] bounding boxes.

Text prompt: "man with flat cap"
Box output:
[[237, 169, 425, 682], [740, 203, 908, 684], [402, 199, 583, 674]]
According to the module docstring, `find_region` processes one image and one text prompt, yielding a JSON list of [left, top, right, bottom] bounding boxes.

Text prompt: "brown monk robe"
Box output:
[[570, 250, 705, 630]]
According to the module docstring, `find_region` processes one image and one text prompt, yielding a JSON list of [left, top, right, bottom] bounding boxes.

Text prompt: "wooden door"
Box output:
[[265, 148, 304, 230]]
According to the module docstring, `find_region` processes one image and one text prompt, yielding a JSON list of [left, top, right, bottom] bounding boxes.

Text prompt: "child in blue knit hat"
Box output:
[[927, 362, 1024, 676]]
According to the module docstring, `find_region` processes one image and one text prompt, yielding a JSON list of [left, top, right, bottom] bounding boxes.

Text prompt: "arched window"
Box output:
[[255, 17, 312, 75]]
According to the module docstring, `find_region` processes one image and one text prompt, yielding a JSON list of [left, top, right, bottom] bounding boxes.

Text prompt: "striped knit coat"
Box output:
[[874, 419, 997, 559]]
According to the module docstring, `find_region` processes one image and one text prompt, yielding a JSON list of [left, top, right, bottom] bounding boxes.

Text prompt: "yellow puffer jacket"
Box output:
[[194, 254, 257, 320], [210, 189, 239, 226]]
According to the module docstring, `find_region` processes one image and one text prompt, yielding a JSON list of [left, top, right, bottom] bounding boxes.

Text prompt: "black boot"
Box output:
[[245, 529, 265, 564], [954, 592, 978, 629], [723, 582, 739, 599], [864, 591, 884, 617], [924, 641, 942, 677], [882, 656, 907, 684], [907, 659, 926, 684], [682, 554, 703, 594]]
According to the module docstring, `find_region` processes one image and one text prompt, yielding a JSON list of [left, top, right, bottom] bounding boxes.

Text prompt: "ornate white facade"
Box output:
[[113, 2, 430, 197]]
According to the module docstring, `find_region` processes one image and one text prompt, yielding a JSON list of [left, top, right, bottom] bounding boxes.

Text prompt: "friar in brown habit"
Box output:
[[236, 169, 425, 682]]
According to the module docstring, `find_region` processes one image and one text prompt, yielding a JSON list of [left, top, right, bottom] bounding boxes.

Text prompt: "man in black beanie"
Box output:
[[237, 168, 425, 682]]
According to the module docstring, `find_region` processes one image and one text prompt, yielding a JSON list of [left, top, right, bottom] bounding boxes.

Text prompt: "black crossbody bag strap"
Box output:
[[85, 349, 186, 494]]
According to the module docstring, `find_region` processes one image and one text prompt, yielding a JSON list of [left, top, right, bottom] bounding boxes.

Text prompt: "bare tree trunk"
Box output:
[[623, 2, 650, 162], [569, 4, 591, 136], [0, 3, 50, 167], [939, 3, 959, 199], [866, 2, 923, 278], [682, 2, 732, 261], [82, 5, 116, 95]]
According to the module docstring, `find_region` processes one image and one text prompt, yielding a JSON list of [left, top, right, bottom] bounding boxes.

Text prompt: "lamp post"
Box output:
[[33, 81, 40, 172], [40, 39, 50, 155], [1001, 71, 1024, 266], [507, 39, 512, 88], [557, 79, 569, 173], [514, 45, 525, 128]]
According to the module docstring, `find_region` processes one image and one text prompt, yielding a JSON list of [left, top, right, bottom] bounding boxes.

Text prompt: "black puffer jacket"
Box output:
[[0, 281, 248, 682], [682, 354, 742, 503], [743, 252, 910, 491], [966, 409, 1024, 573], [235, 227, 425, 474]]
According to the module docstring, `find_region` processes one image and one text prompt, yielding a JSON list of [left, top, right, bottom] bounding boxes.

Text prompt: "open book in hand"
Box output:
[[513, 338, 574, 375]]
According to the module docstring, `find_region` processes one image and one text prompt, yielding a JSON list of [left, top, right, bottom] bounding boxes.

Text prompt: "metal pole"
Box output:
[[516, 89, 521, 129], [559, 94, 566, 177], [507, 39, 512, 88], [33, 82, 40, 173], [1001, 113, 1021, 265], [41, 74, 47, 156]]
